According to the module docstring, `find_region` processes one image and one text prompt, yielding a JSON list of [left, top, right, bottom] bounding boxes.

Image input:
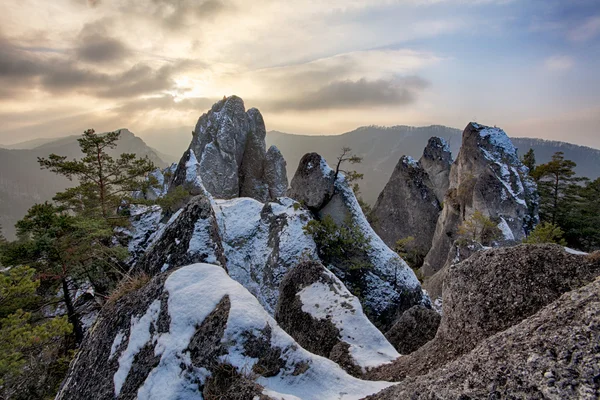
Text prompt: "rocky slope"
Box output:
[[56, 263, 395, 400], [287, 153, 428, 329], [421, 122, 538, 276], [170, 96, 287, 202], [368, 245, 600, 382], [368, 276, 600, 400]]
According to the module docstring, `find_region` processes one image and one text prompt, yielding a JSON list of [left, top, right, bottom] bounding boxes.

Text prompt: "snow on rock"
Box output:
[[422, 122, 539, 277], [319, 172, 427, 329], [126, 204, 164, 264], [276, 260, 399, 375], [213, 196, 318, 314], [57, 264, 395, 400], [169, 96, 287, 202], [134, 193, 227, 276]]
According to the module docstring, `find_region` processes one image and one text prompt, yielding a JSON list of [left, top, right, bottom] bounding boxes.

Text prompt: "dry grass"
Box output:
[[585, 251, 600, 263], [106, 272, 150, 304]]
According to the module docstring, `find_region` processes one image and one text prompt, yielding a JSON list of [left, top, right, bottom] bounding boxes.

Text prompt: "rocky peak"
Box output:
[[421, 122, 539, 277], [371, 155, 441, 253], [288, 153, 428, 329], [419, 136, 452, 201], [170, 96, 287, 202]]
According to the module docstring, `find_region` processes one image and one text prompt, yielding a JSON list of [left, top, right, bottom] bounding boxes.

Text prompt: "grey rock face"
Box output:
[[419, 136, 452, 202], [264, 146, 288, 199], [384, 305, 441, 355], [288, 154, 428, 330], [287, 152, 335, 210], [239, 108, 269, 201], [170, 96, 286, 202], [368, 244, 600, 382], [134, 194, 226, 276], [371, 155, 441, 252], [275, 261, 400, 376], [422, 239, 484, 307], [367, 277, 600, 400], [422, 122, 539, 277], [57, 264, 392, 400]]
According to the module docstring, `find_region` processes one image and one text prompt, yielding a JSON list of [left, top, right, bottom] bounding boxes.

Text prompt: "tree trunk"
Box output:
[[62, 277, 84, 344]]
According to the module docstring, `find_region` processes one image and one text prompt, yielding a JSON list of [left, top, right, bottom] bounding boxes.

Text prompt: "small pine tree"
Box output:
[[521, 148, 536, 172], [38, 129, 157, 221], [457, 211, 502, 246], [523, 222, 567, 245]]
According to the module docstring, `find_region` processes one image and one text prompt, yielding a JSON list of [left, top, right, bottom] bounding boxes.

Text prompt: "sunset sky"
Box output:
[[1, 0, 599, 149]]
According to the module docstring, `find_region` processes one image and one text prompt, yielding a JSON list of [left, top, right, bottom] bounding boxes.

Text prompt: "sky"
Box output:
[[0, 0, 599, 150]]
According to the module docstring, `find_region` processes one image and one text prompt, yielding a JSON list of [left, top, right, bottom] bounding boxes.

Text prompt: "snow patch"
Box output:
[[564, 247, 588, 255], [114, 299, 161, 396], [497, 217, 515, 241], [135, 264, 394, 400], [298, 268, 400, 371]]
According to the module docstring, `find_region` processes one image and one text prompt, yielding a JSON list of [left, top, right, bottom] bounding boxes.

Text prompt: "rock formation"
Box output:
[[367, 276, 600, 400], [368, 244, 600, 382], [275, 261, 399, 376], [371, 156, 441, 252], [384, 305, 441, 355], [288, 153, 428, 330], [170, 96, 287, 202], [56, 264, 394, 400], [134, 194, 226, 276], [419, 136, 452, 202], [421, 122, 538, 277]]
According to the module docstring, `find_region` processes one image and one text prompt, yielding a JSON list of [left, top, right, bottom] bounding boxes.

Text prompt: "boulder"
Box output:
[[239, 108, 269, 201], [371, 155, 441, 252], [287, 152, 335, 210], [368, 244, 600, 382], [56, 264, 394, 400], [384, 305, 441, 355], [419, 136, 452, 202], [367, 277, 600, 399], [422, 122, 539, 277], [275, 261, 399, 376]]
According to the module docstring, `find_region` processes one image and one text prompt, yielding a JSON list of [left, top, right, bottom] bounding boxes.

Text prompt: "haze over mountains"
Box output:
[[2, 124, 599, 240], [0, 130, 166, 239]]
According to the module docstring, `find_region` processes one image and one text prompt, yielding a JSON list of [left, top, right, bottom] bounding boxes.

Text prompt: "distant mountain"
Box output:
[[0, 129, 167, 239], [266, 126, 600, 205]]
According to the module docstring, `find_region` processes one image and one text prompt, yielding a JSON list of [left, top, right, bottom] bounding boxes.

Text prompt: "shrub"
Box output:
[[457, 211, 502, 246], [523, 222, 567, 245], [303, 215, 371, 271], [107, 272, 150, 304]]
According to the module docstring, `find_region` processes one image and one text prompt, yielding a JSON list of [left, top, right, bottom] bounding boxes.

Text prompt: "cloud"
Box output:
[[264, 76, 429, 111], [544, 55, 574, 72], [75, 32, 130, 63], [113, 94, 215, 113], [568, 15, 600, 42]]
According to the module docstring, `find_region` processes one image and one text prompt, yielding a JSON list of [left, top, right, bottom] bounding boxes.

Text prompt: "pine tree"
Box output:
[[521, 148, 536, 172], [38, 129, 157, 221], [532, 152, 584, 226]]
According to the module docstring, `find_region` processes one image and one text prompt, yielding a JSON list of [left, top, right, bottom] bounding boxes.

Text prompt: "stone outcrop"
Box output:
[[275, 261, 399, 376], [368, 244, 600, 382], [288, 154, 428, 330], [422, 238, 484, 308], [419, 136, 452, 202], [367, 277, 600, 400], [371, 156, 441, 252], [384, 305, 441, 355], [56, 264, 393, 400], [264, 146, 288, 199], [421, 122, 539, 277], [170, 96, 287, 202], [134, 194, 226, 276], [286, 152, 335, 210]]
